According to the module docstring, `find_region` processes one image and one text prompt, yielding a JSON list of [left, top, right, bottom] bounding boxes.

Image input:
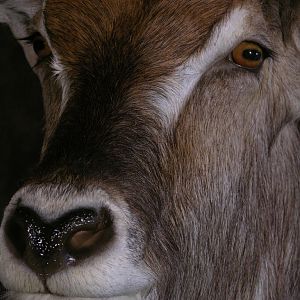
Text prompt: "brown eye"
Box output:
[[20, 33, 52, 61], [31, 35, 51, 60], [231, 41, 265, 69]]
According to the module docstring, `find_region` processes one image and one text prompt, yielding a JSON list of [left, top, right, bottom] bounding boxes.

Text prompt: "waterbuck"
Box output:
[[0, 0, 299, 299]]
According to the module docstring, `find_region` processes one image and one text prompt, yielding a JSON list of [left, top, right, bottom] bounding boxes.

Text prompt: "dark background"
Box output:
[[0, 24, 44, 222], [0, 24, 44, 294]]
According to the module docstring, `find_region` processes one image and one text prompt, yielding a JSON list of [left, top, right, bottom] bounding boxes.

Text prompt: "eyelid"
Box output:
[[242, 35, 276, 59], [233, 40, 274, 59], [17, 32, 41, 44], [256, 43, 274, 59]]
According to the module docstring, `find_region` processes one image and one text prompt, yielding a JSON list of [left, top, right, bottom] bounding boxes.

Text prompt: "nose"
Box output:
[[4, 206, 113, 276]]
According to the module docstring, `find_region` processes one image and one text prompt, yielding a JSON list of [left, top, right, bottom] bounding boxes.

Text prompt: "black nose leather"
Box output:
[[5, 206, 113, 276]]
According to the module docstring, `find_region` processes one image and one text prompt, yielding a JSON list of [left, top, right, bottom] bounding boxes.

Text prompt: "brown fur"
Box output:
[[0, 0, 300, 299]]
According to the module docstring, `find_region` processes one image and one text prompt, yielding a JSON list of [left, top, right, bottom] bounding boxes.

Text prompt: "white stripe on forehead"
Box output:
[[51, 56, 72, 114], [152, 6, 249, 128], [51, 6, 249, 117]]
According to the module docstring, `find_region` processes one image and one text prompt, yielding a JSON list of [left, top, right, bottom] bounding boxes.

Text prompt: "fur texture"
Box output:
[[0, 0, 299, 299]]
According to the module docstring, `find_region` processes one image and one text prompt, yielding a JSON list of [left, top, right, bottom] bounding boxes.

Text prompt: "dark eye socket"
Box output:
[[230, 41, 270, 70]]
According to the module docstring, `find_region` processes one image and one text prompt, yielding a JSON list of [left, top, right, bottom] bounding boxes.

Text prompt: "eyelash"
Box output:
[[17, 32, 39, 43]]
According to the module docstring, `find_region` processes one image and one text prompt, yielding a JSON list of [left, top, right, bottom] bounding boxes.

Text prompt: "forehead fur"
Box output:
[[44, 0, 231, 68]]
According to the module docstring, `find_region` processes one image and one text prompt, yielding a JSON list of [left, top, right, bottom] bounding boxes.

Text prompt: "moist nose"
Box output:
[[4, 206, 113, 276]]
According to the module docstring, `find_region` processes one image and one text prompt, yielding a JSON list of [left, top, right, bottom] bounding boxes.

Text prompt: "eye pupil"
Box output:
[[242, 49, 262, 61], [33, 39, 46, 54]]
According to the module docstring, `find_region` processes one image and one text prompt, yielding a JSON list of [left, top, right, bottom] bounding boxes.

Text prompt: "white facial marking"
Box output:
[[51, 56, 72, 113], [0, 0, 41, 24], [152, 7, 249, 127]]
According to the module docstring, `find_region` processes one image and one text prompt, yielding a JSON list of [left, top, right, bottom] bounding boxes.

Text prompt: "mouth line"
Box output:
[[40, 276, 51, 294]]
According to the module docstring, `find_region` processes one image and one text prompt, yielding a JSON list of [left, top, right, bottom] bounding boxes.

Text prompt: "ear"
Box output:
[[0, 0, 43, 37]]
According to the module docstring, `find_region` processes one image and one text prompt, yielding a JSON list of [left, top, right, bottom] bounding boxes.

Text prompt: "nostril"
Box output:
[[68, 228, 106, 252], [4, 206, 114, 275], [66, 209, 113, 258], [5, 214, 27, 258]]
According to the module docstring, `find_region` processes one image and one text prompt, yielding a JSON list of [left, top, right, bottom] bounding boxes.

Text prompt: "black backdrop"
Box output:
[[0, 24, 44, 222]]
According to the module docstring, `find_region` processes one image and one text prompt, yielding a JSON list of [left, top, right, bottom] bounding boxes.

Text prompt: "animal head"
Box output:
[[0, 0, 299, 299]]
